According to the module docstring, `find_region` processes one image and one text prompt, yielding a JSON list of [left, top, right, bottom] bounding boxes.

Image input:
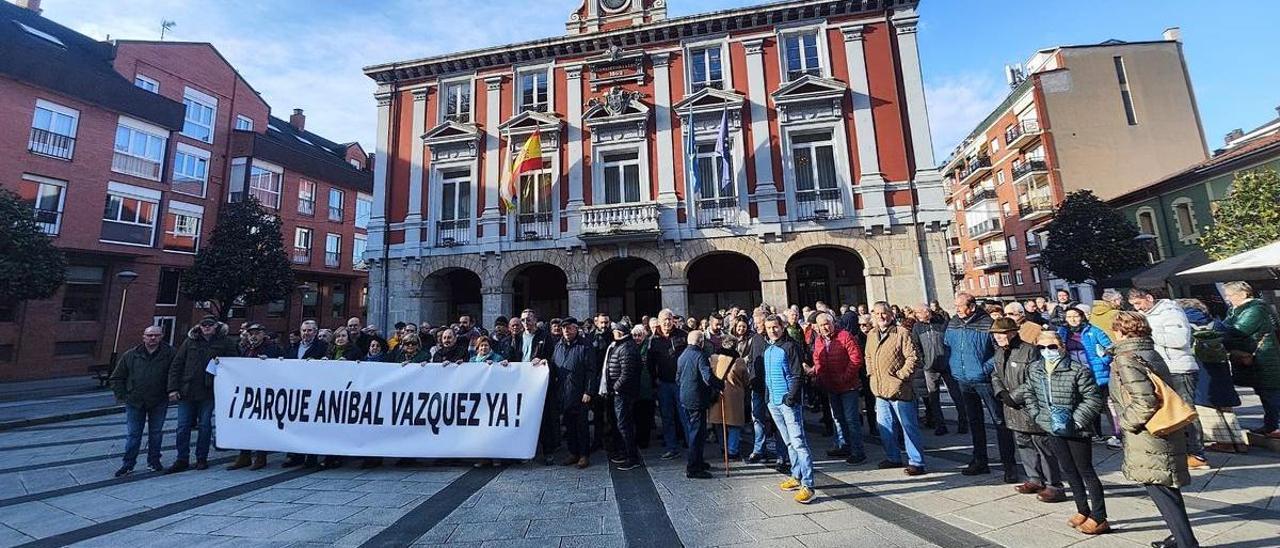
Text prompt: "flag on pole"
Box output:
[[501, 129, 542, 211], [714, 107, 732, 196], [685, 115, 701, 197]]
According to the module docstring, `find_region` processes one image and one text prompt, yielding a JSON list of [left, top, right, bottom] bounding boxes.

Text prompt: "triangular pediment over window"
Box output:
[[421, 120, 480, 145], [771, 74, 847, 105], [673, 87, 745, 115], [498, 110, 562, 134]]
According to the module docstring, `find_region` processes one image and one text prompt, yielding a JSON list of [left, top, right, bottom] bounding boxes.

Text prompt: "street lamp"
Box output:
[[109, 270, 139, 369]]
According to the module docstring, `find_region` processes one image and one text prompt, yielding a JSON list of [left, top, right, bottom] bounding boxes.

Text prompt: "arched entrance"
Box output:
[[785, 247, 867, 308], [510, 263, 568, 319], [596, 258, 660, 322], [421, 268, 482, 326], [687, 252, 761, 318]]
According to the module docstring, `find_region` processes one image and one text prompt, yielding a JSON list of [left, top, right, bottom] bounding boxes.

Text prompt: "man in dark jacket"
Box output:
[[943, 293, 1017, 481], [229, 324, 282, 471], [677, 331, 722, 479], [166, 315, 238, 473], [606, 323, 643, 470], [989, 318, 1066, 502], [283, 320, 329, 468], [1047, 289, 1078, 329], [553, 318, 598, 468], [649, 309, 688, 460], [912, 307, 968, 435], [430, 328, 469, 363], [746, 308, 785, 465], [588, 313, 616, 456], [519, 310, 561, 464], [110, 326, 175, 477]]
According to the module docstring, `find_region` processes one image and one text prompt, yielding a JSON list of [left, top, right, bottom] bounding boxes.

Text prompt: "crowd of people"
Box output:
[[106, 281, 1280, 548]]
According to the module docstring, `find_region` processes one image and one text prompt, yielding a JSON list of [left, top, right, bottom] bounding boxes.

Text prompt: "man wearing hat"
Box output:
[[989, 317, 1067, 502], [166, 315, 238, 473], [227, 323, 282, 471], [552, 317, 599, 468]]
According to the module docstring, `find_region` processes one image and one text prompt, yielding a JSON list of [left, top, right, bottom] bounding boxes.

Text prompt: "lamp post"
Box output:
[[109, 270, 139, 369]]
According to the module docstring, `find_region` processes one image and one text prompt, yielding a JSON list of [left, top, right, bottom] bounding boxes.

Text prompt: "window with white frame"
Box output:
[[29, 99, 78, 160], [113, 118, 166, 180], [353, 234, 368, 270], [602, 150, 642, 204], [101, 183, 159, 246], [688, 46, 724, 91], [134, 75, 159, 93], [1172, 198, 1198, 241], [518, 159, 553, 215], [989, 137, 1000, 155], [328, 187, 345, 222], [18, 174, 66, 236], [968, 278, 975, 290], [182, 88, 217, 143], [235, 115, 253, 131], [979, 276, 987, 289], [442, 81, 472, 123], [162, 202, 202, 254], [1007, 235, 1018, 251], [248, 163, 282, 209], [1032, 266, 1041, 284], [996, 170, 1006, 185], [1000, 272, 1012, 287], [782, 31, 822, 81], [298, 180, 316, 215], [325, 233, 341, 268], [293, 227, 312, 264], [172, 144, 209, 197], [355, 193, 372, 229], [518, 70, 549, 112], [1015, 269, 1024, 285], [694, 142, 734, 202], [791, 132, 838, 198], [1001, 202, 1012, 217], [440, 169, 471, 222], [989, 274, 999, 288], [1026, 230, 1040, 249]]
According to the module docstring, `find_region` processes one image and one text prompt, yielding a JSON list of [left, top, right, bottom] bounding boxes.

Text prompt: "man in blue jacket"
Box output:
[[677, 331, 722, 479], [944, 292, 1017, 482], [762, 315, 818, 504]]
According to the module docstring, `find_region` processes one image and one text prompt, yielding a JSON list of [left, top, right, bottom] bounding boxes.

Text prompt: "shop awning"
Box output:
[[1099, 249, 1210, 290], [1177, 240, 1280, 285]]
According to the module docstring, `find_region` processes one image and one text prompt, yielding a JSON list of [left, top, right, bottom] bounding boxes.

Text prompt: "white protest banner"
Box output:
[[212, 358, 549, 459]]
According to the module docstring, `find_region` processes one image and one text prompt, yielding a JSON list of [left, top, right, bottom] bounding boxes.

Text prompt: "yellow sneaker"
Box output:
[[794, 486, 816, 504], [779, 477, 801, 491]]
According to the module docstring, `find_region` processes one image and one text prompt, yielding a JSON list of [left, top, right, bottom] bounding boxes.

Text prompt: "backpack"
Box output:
[[1191, 327, 1228, 365]]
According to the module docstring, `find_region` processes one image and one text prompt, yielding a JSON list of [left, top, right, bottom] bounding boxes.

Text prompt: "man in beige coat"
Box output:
[[865, 302, 926, 475]]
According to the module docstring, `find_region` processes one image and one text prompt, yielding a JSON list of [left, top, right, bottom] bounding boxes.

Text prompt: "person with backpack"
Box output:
[[1180, 298, 1246, 453]]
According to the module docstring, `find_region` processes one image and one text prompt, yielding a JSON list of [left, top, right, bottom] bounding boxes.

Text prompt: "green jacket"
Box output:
[[109, 343, 175, 407], [1225, 299, 1280, 389], [1017, 355, 1104, 438], [1109, 338, 1190, 488]]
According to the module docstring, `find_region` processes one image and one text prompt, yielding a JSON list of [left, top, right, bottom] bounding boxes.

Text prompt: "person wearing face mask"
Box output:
[[1057, 307, 1120, 450], [1018, 331, 1108, 535], [989, 318, 1066, 504]]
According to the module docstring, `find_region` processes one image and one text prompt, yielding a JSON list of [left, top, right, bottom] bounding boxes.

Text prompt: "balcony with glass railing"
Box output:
[[794, 188, 844, 221], [967, 217, 1003, 240], [515, 212, 554, 241], [28, 127, 75, 160], [1004, 119, 1041, 148], [112, 152, 163, 181], [436, 219, 471, 247]]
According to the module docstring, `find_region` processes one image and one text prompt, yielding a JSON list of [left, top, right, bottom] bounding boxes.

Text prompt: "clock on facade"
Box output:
[[600, 0, 630, 13]]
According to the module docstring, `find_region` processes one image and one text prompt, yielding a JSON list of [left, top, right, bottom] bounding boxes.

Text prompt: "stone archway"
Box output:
[[419, 267, 483, 327], [595, 257, 661, 322], [507, 262, 569, 320], [784, 246, 868, 309], [686, 251, 762, 318]]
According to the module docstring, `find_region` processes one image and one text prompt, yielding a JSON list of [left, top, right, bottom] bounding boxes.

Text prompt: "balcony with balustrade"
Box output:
[[1012, 158, 1048, 185], [28, 128, 75, 160], [580, 202, 661, 243], [695, 197, 742, 228], [1004, 119, 1041, 149], [435, 219, 471, 247], [514, 212, 554, 241], [957, 155, 993, 186], [793, 188, 844, 222], [967, 217, 1003, 240], [973, 251, 1009, 270], [112, 152, 163, 181]]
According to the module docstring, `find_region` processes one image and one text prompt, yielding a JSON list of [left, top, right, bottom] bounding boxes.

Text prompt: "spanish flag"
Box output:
[[501, 129, 542, 211]]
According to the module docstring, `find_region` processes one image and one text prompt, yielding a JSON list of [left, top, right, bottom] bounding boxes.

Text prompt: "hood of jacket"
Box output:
[[186, 322, 229, 340], [1090, 300, 1115, 315]]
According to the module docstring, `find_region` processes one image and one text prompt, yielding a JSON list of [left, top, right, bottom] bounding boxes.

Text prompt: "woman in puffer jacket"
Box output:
[[1017, 331, 1107, 535], [1110, 312, 1198, 548], [1058, 307, 1121, 448]]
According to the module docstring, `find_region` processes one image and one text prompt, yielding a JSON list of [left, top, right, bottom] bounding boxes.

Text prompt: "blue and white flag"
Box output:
[[685, 114, 701, 196], [714, 107, 731, 196]]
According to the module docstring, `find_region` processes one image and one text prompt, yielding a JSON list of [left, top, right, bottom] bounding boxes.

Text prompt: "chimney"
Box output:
[[1162, 27, 1181, 42], [14, 0, 42, 13], [289, 108, 305, 131], [1224, 128, 1244, 146]]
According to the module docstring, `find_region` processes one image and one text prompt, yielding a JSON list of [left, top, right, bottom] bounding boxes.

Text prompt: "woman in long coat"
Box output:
[[709, 338, 751, 460]]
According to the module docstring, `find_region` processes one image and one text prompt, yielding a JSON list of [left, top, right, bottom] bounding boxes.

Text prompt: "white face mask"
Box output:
[[1041, 348, 1062, 362]]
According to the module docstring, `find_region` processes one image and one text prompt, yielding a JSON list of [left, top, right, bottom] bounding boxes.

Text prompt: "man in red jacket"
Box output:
[[809, 312, 866, 464]]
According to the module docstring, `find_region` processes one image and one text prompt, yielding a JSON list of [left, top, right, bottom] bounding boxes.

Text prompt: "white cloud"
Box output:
[[925, 72, 1008, 164]]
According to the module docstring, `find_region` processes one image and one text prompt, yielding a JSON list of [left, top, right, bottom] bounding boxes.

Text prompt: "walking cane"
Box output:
[[721, 398, 730, 478]]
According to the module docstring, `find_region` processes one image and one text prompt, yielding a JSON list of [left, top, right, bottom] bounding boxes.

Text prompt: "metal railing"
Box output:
[[34, 209, 61, 235], [967, 217, 1002, 239], [949, 262, 966, 277], [963, 187, 998, 208], [28, 127, 74, 160], [515, 212, 553, 241], [1012, 158, 1048, 181], [1018, 197, 1054, 220], [794, 188, 844, 221], [112, 152, 162, 180], [1004, 119, 1041, 146], [325, 251, 340, 268], [298, 200, 315, 216], [292, 247, 310, 265], [956, 155, 992, 184], [974, 251, 1009, 269], [436, 219, 471, 247], [581, 202, 660, 234], [696, 197, 740, 228]]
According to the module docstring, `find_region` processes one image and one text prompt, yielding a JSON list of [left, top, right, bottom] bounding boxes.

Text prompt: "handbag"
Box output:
[[1043, 370, 1075, 437], [1143, 366, 1198, 437]]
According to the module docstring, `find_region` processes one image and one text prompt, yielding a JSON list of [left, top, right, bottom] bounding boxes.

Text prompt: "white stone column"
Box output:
[[405, 88, 428, 247], [568, 283, 595, 321], [841, 24, 889, 229], [369, 87, 393, 250], [744, 39, 780, 223], [481, 75, 505, 244], [565, 66, 585, 239], [892, 8, 948, 223], [481, 286, 512, 331], [658, 279, 688, 317], [652, 53, 679, 231]]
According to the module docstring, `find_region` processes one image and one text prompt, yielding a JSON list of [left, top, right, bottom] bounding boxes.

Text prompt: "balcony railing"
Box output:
[[112, 152, 162, 180], [328, 206, 343, 222], [1018, 196, 1054, 221], [696, 197, 740, 228], [974, 251, 1009, 270], [292, 247, 311, 265], [298, 200, 315, 216], [967, 217, 1002, 240], [1004, 119, 1041, 148], [794, 188, 844, 221], [1012, 158, 1048, 182], [436, 219, 471, 247], [34, 208, 61, 235], [947, 236, 961, 250], [581, 202, 660, 236], [325, 251, 340, 268], [28, 127, 75, 160], [515, 212, 554, 241], [949, 262, 966, 277], [963, 187, 998, 208], [957, 155, 993, 185]]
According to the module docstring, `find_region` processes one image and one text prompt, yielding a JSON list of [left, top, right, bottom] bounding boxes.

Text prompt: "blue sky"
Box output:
[[41, 0, 1280, 162]]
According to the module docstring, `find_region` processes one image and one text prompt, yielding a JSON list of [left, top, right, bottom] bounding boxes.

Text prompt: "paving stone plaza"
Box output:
[[0, 390, 1275, 548]]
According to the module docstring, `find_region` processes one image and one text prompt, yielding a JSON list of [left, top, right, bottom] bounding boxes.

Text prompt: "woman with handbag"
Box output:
[[1222, 281, 1280, 439], [1018, 331, 1107, 534], [1111, 312, 1199, 548]]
